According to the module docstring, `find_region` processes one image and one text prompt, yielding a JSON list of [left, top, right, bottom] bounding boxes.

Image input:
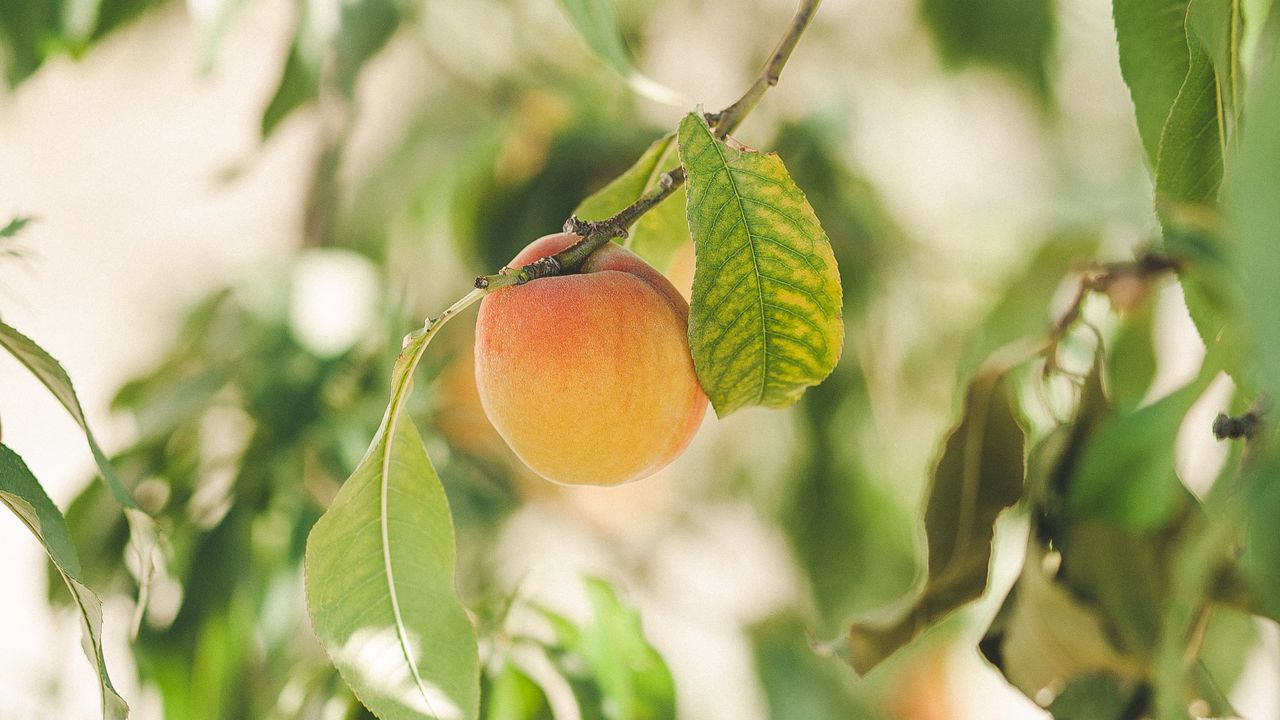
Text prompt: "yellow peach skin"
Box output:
[[474, 232, 708, 486]]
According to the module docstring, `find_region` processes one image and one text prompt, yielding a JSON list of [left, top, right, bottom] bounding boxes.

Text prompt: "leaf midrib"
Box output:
[[379, 336, 438, 717], [706, 130, 769, 406]]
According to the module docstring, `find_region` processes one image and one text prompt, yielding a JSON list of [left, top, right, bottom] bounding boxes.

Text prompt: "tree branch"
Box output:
[[474, 0, 822, 291]]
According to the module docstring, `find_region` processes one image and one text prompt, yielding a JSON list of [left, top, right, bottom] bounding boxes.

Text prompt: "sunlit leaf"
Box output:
[[554, 0, 680, 104], [305, 308, 481, 720], [921, 0, 1054, 98], [0, 319, 137, 509], [678, 113, 844, 416], [0, 443, 129, 720], [847, 367, 1025, 674], [481, 662, 552, 720], [574, 133, 689, 271], [537, 578, 675, 720]]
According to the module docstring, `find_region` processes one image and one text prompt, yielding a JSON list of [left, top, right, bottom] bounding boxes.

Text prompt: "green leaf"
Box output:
[[677, 113, 844, 416], [1113, 0, 1199, 168], [0, 443, 129, 720], [847, 368, 1025, 674], [537, 578, 675, 720], [1046, 673, 1141, 720], [0, 319, 137, 509], [1230, 5, 1280, 400], [305, 306, 481, 720], [0, 215, 34, 239], [1187, 0, 1244, 147], [920, 0, 1055, 98], [1154, 38, 1224, 206], [482, 662, 552, 720], [1067, 373, 1210, 529], [261, 0, 400, 137], [750, 613, 875, 720], [554, 0, 679, 104], [1105, 298, 1159, 413], [574, 134, 689, 271]]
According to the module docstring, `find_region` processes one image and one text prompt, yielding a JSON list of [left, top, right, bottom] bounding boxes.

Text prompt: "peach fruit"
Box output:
[[474, 232, 707, 486]]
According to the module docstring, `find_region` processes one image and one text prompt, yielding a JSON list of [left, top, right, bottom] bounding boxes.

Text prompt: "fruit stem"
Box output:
[[473, 0, 822, 291]]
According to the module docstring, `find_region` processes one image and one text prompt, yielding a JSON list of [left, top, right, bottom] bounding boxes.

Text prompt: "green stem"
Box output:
[[473, 0, 823, 290]]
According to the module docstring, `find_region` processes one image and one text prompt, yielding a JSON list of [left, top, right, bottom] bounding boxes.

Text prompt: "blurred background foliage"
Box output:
[[2, 0, 1278, 718]]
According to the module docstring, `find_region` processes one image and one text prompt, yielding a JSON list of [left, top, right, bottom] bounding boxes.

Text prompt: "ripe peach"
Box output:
[[474, 232, 707, 486]]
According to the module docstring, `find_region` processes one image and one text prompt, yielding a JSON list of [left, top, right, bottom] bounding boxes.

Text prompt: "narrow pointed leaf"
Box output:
[[0, 319, 136, 509], [848, 367, 1025, 674], [677, 113, 844, 416], [0, 444, 129, 720], [574, 134, 689, 271], [0, 215, 34, 239], [306, 318, 480, 720]]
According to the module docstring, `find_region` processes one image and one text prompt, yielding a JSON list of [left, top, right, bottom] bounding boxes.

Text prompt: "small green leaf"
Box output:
[[0, 215, 34, 239], [554, 0, 680, 104], [677, 113, 844, 416], [847, 367, 1025, 674], [537, 578, 675, 720], [482, 662, 552, 720], [921, 0, 1055, 98], [1068, 373, 1209, 529], [1046, 673, 1141, 720], [1105, 298, 1158, 413], [1113, 0, 1199, 168], [574, 134, 689, 271], [0, 443, 129, 720], [305, 312, 480, 720]]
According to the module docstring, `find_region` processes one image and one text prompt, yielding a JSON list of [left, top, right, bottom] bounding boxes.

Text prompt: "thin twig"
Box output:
[[474, 0, 822, 291]]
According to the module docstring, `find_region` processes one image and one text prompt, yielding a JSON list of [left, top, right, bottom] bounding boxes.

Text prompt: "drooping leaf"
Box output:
[[677, 113, 844, 416], [920, 0, 1055, 98], [481, 662, 552, 720], [305, 311, 480, 720], [554, 0, 680, 104], [847, 368, 1025, 674], [0, 319, 137, 509], [993, 546, 1146, 704], [574, 133, 689, 271], [0, 443, 129, 720], [536, 578, 675, 720], [1067, 372, 1210, 529]]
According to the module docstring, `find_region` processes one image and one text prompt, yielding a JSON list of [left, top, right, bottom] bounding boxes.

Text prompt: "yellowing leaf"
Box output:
[[677, 113, 843, 416]]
